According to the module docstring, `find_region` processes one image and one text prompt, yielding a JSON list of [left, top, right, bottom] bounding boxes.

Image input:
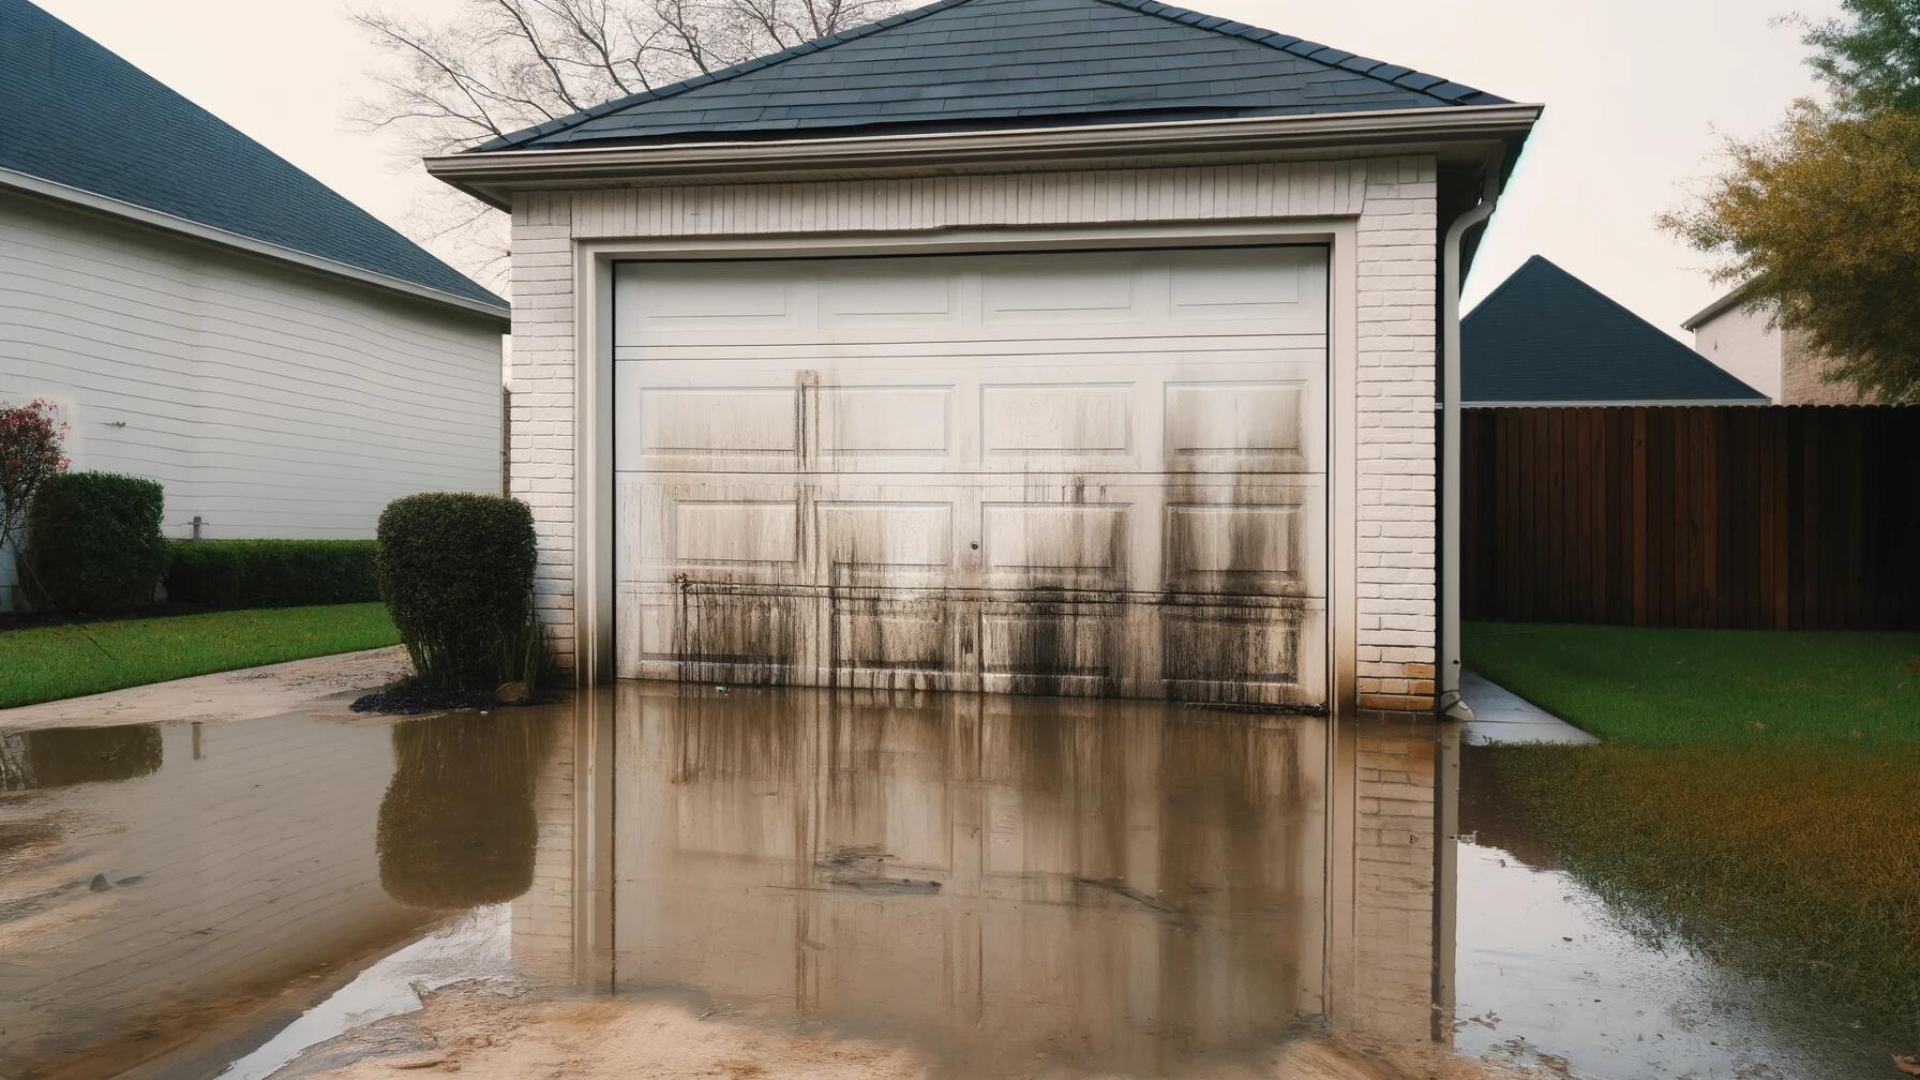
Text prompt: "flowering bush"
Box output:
[[0, 399, 69, 553]]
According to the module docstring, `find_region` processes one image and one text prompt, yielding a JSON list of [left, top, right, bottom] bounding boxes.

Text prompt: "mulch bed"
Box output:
[[350, 679, 559, 715]]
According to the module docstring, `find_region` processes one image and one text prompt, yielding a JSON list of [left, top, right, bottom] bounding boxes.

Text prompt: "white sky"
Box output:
[[37, 0, 1839, 335]]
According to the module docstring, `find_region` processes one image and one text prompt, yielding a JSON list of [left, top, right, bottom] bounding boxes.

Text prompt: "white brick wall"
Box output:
[[508, 156, 1440, 712]]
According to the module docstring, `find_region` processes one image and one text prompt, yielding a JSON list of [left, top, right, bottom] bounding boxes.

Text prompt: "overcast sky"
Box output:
[[37, 0, 1838, 335]]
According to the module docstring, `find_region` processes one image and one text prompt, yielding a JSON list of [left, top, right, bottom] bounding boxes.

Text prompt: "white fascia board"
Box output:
[[0, 166, 510, 326], [425, 103, 1544, 208]]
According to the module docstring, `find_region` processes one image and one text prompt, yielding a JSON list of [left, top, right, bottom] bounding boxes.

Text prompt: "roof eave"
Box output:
[[426, 103, 1542, 210], [0, 166, 511, 326], [1681, 284, 1766, 331]]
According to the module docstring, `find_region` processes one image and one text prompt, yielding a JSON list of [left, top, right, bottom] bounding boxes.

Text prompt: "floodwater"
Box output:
[[0, 687, 1906, 1079]]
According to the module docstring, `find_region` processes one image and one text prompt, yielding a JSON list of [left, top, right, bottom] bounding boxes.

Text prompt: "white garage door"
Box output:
[[612, 246, 1328, 708]]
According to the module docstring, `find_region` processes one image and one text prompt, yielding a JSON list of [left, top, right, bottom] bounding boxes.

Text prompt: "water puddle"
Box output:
[[1456, 745, 1902, 1080], [0, 687, 1906, 1079]]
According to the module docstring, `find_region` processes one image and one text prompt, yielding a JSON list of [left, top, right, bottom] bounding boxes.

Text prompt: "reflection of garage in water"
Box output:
[[510, 685, 1450, 1074], [613, 248, 1329, 709]]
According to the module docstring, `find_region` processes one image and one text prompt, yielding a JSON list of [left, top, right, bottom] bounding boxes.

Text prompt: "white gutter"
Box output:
[[1439, 147, 1506, 723], [426, 103, 1542, 206], [0, 166, 511, 325]]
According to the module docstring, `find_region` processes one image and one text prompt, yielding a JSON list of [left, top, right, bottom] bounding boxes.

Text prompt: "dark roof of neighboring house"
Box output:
[[1463, 256, 1769, 404], [479, 0, 1509, 151], [0, 0, 506, 314]]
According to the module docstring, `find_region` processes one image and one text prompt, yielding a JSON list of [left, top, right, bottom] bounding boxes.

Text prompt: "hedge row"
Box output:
[[165, 539, 380, 609]]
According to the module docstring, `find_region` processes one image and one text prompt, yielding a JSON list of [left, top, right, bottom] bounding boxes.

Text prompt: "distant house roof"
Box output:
[[0, 0, 506, 319], [1463, 256, 1769, 405], [1681, 285, 1765, 331], [478, 0, 1510, 152]]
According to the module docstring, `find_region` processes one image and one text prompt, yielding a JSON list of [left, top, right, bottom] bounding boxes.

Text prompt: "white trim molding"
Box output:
[[429, 104, 1540, 207], [0, 166, 510, 326]]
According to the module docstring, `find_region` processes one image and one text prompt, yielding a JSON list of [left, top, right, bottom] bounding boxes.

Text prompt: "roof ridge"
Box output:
[[1467, 256, 1768, 401], [1462, 253, 1551, 321], [1085, 0, 1504, 107], [475, 0, 982, 152]]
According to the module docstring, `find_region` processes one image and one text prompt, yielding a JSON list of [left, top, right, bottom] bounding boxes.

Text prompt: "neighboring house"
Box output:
[[0, 0, 510, 608], [426, 0, 1539, 718], [1463, 256, 1767, 406], [1684, 291, 1874, 405]]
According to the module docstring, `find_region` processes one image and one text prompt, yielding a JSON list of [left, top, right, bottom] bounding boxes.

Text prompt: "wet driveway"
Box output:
[[0, 685, 1904, 1078]]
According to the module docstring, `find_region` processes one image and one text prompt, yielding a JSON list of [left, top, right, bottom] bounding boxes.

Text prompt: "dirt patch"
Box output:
[[0, 647, 408, 730], [269, 983, 1559, 1080]]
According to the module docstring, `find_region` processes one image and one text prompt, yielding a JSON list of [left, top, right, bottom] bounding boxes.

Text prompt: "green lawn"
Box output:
[[1466, 622, 1920, 1041], [1484, 743, 1920, 1039], [0, 603, 400, 710], [1464, 622, 1920, 746]]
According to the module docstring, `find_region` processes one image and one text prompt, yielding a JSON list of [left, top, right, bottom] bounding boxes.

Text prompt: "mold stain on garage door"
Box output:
[[612, 246, 1330, 708]]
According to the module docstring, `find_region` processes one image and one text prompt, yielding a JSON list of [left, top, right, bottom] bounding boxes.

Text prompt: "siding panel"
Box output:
[[0, 195, 502, 555]]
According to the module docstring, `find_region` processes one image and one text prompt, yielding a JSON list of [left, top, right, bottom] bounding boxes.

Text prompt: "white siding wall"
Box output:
[[1692, 304, 1782, 402], [0, 194, 503, 605], [510, 157, 1441, 713]]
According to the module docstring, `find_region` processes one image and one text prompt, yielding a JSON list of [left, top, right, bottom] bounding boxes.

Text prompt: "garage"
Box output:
[[611, 245, 1329, 708]]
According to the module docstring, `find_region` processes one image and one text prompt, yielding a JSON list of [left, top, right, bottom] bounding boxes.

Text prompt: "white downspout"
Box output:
[[1439, 148, 1505, 722]]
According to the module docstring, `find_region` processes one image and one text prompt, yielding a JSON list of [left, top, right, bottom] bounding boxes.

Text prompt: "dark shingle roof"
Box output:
[[480, 0, 1509, 151], [1463, 256, 1768, 404], [0, 0, 505, 313]]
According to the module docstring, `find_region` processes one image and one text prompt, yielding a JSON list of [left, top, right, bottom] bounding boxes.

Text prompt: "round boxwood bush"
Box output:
[[25, 471, 167, 612], [376, 493, 537, 691]]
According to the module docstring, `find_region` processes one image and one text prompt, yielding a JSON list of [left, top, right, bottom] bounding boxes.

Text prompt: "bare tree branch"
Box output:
[[350, 0, 908, 287]]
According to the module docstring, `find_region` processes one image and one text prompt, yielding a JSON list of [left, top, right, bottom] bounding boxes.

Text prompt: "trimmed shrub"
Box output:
[[166, 539, 378, 609], [25, 472, 166, 612], [376, 493, 538, 692]]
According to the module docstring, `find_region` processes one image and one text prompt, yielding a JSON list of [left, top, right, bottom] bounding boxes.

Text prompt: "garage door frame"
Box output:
[[567, 220, 1359, 712]]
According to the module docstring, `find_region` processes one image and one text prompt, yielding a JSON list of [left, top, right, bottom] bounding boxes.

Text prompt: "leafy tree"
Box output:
[[1664, 3, 1920, 403], [354, 0, 907, 283], [1795, 0, 1920, 114], [1662, 103, 1920, 403]]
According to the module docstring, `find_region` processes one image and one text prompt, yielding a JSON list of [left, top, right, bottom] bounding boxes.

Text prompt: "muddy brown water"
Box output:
[[0, 689, 1904, 1079]]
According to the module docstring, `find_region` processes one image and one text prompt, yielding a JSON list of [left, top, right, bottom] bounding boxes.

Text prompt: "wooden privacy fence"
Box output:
[[1461, 406, 1920, 630]]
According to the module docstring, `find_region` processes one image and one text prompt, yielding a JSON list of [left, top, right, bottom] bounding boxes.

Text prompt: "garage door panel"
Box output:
[[818, 264, 960, 327], [817, 501, 955, 571], [1164, 379, 1318, 474], [1166, 247, 1323, 323], [614, 364, 802, 473], [622, 582, 807, 686], [818, 386, 956, 461], [979, 383, 1134, 458], [621, 262, 801, 331], [1160, 602, 1326, 704], [617, 476, 807, 586], [614, 246, 1331, 708], [980, 502, 1131, 589]]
